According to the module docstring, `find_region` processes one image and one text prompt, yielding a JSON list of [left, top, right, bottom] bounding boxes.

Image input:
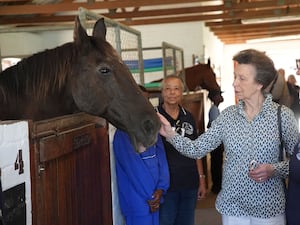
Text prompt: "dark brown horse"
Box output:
[[0, 17, 160, 150], [184, 62, 222, 98]]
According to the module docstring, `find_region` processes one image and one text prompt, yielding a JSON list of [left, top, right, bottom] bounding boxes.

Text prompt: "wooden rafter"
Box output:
[[1, 0, 300, 44]]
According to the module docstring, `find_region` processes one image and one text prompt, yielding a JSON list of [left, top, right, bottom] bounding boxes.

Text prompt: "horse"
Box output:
[[270, 68, 291, 107], [0, 17, 160, 151], [184, 61, 222, 98]]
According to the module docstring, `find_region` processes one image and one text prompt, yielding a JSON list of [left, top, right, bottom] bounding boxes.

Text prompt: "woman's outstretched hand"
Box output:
[[157, 112, 176, 139]]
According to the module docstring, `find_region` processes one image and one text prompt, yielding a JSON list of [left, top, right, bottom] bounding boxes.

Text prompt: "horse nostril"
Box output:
[[143, 119, 155, 133]]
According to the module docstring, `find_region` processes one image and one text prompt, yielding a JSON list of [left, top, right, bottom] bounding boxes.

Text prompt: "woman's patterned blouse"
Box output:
[[168, 94, 299, 218]]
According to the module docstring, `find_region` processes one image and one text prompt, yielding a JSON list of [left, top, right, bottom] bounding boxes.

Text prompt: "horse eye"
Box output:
[[100, 67, 110, 74]]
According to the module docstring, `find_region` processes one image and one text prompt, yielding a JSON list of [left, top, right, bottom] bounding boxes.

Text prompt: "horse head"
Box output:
[[69, 17, 160, 150], [184, 62, 222, 99], [0, 17, 160, 151]]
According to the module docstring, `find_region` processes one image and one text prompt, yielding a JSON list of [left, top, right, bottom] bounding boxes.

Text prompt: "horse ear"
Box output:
[[92, 18, 107, 41], [73, 16, 89, 46], [207, 58, 211, 67]]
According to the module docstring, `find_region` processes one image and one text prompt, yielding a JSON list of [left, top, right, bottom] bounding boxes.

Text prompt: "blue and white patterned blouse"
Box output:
[[168, 94, 299, 218]]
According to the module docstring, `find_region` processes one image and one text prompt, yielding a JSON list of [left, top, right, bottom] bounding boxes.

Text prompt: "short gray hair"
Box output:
[[161, 75, 185, 91], [233, 49, 277, 91]]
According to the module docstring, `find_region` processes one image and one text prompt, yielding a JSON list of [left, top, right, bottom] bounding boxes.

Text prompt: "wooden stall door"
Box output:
[[29, 113, 112, 225], [182, 91, 206, 135]]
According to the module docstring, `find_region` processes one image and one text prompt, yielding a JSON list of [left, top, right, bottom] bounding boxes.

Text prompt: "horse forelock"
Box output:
[[0, 42, 76, 101]]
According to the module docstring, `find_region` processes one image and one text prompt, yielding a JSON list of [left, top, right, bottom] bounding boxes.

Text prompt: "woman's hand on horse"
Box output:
[[157, 113, 176, 139]]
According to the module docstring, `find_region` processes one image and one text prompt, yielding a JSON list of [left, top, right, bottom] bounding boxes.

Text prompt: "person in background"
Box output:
[[286, 142, 300, 225], [158, 49, 299, 225], [287, 74, 300, 122], [207, 90, 224, 194], [272, 68, 291, 108], [113, 85, 170, 225], [157, 75, 207, 225]]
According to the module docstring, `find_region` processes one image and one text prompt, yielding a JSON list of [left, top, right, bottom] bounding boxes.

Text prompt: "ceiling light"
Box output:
[[242, 16, 300, 24]]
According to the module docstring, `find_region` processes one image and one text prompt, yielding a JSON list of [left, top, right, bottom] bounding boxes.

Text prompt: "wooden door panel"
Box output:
[[29, 114, 112, 225]]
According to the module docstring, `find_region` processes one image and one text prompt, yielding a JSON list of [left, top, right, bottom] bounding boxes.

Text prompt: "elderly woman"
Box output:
[[158, 49, 299, 225]]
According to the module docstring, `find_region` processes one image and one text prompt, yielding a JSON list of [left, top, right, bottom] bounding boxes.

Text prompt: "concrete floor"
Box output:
[[195, 207, 222, 225], [195, 192, 222, 225], [195, 154, 222, 225]]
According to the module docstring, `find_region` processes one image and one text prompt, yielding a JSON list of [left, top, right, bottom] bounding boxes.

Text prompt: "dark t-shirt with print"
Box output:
[[157, 104, 199, 191]]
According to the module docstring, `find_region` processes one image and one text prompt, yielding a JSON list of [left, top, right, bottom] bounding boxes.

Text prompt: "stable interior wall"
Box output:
[[0, 29, 73, 58], [0, 33, 43, 58], [133, 21, 205, 68]]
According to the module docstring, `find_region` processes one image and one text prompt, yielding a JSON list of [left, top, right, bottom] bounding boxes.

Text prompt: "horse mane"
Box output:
[[0, 42, 76, 102]]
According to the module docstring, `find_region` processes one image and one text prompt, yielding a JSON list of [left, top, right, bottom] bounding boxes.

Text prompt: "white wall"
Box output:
[[133, 21, 204, 68], [40, 30, 74, 49], [0, 33, 43, 57], [0, 29, 74, 58]]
